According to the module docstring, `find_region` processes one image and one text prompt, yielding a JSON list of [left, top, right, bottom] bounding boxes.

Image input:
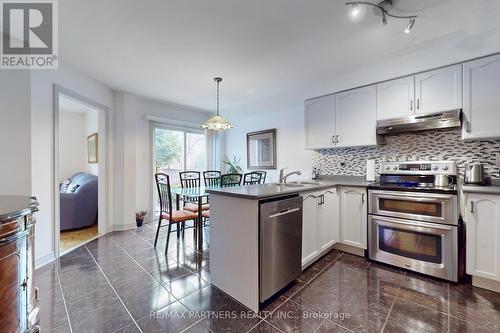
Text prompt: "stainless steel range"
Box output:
[[368, 161, 463, 282]]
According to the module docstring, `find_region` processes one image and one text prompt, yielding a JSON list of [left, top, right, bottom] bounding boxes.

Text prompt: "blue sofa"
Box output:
[[60, 172, 98, 231]]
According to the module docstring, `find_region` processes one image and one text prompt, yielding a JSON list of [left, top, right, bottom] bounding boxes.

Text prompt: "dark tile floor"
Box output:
[[36, 222, 500, 333]]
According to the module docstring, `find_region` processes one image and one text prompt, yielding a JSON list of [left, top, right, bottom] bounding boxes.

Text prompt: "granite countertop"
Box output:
[[206, 175, 374, 199], [0, 195, 39, 222]]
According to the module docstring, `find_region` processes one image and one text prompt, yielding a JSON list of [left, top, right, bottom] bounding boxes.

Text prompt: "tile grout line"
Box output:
[[379, 271, 403, 333], [55, 266, 74, 333], [84, 244, 143, 333], [110, 236, 205, 310]]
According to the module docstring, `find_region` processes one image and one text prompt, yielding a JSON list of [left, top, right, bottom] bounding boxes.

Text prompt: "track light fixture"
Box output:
[[345, 0, 417, 33]]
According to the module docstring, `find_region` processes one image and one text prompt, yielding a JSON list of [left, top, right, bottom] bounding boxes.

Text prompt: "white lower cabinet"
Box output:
[[301, 188, 339, 268], [319, 189, 340, 251], [340, 187, 368, 249], [302, 191, 321, 266], [301, 186, 366, 268], [465, 193, 500, 281]]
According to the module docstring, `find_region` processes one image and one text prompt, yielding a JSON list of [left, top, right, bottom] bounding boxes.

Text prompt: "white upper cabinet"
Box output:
[[465, 193, 500, 281], [414, 64, 463, 114], [304, 95, 335, 149], [376, 76, 415, 120], [335, 85, 377, 148], [462, 54, 500, 140]]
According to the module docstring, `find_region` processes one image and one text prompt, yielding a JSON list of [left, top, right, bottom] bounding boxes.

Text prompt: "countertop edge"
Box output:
[[206, 179, 373, 199]]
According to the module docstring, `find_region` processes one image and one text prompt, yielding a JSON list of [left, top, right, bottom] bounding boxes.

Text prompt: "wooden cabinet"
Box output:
[[0, 196, 39, 333], [414, 64, 463, 114], [335, 85, 377, 147], [304, 95, 335, 149], [465, 193, 500, 281], [340, 187, 367, 249], [462, 54, 500, 140], [376, 76, 415, 120], [301, 188, 340, 268]]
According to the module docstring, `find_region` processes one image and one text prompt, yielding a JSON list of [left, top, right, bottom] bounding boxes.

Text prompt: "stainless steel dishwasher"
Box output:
[[260, 195, 303, 302]]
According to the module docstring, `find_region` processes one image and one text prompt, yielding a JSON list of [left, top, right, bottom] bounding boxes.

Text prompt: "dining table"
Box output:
[[170, 186, 218, 251]]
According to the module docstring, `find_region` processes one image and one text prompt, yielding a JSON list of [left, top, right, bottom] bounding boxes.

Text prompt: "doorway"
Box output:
[[54, 86, 108, 256], [151, 124, 207, 217]]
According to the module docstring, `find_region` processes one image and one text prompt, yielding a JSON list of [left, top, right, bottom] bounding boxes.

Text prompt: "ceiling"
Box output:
[[59, 0, 500, 112]]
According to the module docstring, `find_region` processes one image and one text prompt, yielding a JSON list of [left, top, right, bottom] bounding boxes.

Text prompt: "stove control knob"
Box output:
[[393, 166, 398, 171], [385, 166, 390, 171], [442, 166, 449, 171], [433, 166, 439, 171]]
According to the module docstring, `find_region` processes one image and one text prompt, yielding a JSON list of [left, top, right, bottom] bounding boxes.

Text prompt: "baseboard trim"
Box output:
[[472, 276, 500, 293], [111, 222, 138, 231], [35, 252, 55, 269], [333, 243, 365, 257]]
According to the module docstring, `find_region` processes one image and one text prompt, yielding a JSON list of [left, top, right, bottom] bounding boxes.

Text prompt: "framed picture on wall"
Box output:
[[247, 129, 276, 169], [87, 132, 98, 163]]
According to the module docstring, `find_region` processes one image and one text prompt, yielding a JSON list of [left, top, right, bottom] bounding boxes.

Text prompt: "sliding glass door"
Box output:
[[153, 125, 207, 215]]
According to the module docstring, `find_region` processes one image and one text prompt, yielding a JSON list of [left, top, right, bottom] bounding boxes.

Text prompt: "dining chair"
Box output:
[[256, 171, 267, 184], [203, 170, 221, 187], [154, 173, 198, 253], [221, 173, 243, 187], [179, 171, 209, 213], [243, 172, 263, 185]]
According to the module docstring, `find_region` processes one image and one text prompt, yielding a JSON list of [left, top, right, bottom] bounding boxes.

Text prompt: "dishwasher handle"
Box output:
[[269, 207, 301, 219]]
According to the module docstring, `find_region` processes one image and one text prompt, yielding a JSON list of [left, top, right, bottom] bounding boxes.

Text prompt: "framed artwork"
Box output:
[[247, 129, 276, 170], [87, 132, 98, 163]]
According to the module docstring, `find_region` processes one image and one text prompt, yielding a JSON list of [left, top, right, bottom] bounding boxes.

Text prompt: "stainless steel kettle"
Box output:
[[464, 163, 485, 185], [434, 174, 454, 187]]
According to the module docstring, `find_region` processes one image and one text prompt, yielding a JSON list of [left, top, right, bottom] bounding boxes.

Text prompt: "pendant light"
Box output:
[[201, 77, 234, 130], [345, 0, 417, 34]]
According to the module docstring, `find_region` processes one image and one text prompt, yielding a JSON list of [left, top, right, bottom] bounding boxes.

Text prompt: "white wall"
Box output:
[[225, 44, 500, 181], [0, 69, 31, 195], [113, 93, 211, 228], [31, 61, 114, 266], [59, 111, 87, 181], [84, 108, 99, 176]]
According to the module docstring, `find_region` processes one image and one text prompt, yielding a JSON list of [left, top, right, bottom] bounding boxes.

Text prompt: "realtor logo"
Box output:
[[1, 0, 58, 69]]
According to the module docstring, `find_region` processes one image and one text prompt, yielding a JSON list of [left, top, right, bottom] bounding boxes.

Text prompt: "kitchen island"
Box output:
[[206, 176, 371, 312]]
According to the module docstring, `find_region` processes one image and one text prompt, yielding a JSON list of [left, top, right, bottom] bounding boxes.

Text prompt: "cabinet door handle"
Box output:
[[336, 134, 339, 144], [410, 100, 413, 111], [470, 201, 474, 213], [466, 120, 471, 133], [362, 193, 365, 204], [332, 136, 335, 145], [417, 98, 420, 110]]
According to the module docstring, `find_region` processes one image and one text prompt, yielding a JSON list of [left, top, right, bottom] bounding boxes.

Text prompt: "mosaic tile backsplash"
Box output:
[[312, 128, 500, 178]]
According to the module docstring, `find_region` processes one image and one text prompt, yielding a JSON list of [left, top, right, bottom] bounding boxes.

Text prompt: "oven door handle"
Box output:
[[369, 190, 455, 201], [373, 193, 450, 204], [373, 216, 454, 233]]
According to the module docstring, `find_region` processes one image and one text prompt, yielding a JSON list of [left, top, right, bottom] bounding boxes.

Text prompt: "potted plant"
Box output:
[[222, 155, 243, 174], [135, 210, 147, 227]]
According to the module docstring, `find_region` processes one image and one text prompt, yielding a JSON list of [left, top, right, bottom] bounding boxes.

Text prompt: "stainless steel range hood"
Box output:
[[376, 110, 462, 135]]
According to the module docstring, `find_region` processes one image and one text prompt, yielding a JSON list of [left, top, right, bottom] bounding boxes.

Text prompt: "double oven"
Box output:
[[368, 161, 462, 282]]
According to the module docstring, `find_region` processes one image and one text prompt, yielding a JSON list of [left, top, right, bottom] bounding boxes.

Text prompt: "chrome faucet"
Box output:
[[279, 168, 302, 184]]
